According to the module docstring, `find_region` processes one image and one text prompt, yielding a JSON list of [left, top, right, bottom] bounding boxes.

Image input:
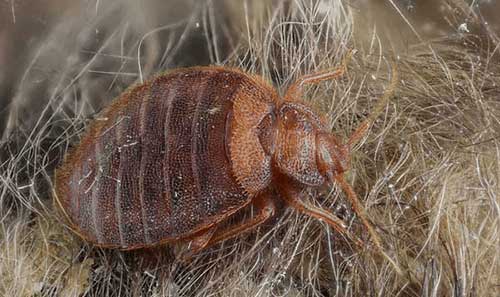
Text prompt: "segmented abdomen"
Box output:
[[56, 68, 254, 249]]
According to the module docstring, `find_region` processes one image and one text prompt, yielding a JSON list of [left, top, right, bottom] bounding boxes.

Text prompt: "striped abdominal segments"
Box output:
[[55, 58, 398, 261]]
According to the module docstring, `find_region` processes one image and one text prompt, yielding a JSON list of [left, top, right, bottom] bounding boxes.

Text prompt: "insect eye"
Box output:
[[281, 107, 301, 129]]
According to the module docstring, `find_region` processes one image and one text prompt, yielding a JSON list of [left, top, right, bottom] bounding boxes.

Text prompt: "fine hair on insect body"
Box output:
[[54, 50, 399, 271]]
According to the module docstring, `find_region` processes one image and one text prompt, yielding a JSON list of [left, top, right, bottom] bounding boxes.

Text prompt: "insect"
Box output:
[[54, 52, 397, 260]]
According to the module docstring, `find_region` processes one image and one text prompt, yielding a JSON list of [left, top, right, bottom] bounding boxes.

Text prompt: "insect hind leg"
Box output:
[[207, 193, 276, 246], [182, 192, 276, 260]]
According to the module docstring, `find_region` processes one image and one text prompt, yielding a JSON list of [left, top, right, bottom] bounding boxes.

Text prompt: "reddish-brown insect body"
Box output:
[[55, 57, 397, 256]]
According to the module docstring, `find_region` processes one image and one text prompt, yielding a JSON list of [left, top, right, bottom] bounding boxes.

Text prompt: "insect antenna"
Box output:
[[335, 174, 403, 275]]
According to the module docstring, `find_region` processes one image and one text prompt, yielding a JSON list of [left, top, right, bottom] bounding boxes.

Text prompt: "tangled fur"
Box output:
[[1, 0, 499, 296]]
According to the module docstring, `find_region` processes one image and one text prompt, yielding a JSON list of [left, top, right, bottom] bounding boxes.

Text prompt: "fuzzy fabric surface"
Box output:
[[1, 1, 499, 296]]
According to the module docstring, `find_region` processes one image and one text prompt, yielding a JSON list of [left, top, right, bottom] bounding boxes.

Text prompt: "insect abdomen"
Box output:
[[56, 68, 257, 249]]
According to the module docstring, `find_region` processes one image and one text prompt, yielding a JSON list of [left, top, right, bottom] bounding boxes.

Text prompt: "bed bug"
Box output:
[[54, 52, 398, 259]]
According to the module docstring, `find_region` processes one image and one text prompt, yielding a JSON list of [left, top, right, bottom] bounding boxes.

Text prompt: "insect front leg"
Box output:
[[284, 50, 354, 100], [277, 178, 364, 248]]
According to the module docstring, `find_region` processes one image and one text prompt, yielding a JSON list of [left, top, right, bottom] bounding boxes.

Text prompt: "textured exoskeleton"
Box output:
[[55, 57, 397, 257]]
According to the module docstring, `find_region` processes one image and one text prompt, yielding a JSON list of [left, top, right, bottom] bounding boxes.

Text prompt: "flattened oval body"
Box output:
[[55, 67, 278, 249]]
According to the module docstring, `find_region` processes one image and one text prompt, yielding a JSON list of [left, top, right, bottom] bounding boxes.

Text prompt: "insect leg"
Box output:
[[284, 50, 354, 99], [347, 62, 398, 148], [277, 179, 364, 248], [183, 192, 276, 258], [183, 226, 218, 260], [206, 192, 276, 246]]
